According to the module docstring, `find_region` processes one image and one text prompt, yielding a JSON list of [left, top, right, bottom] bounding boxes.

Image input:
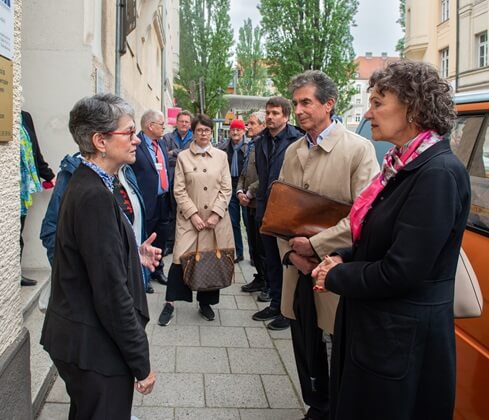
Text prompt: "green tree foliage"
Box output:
[[396, 0, 406, 57], [259, 0, 358, 114], [236, 18, 269, 96], [175, 0, 234, 117]]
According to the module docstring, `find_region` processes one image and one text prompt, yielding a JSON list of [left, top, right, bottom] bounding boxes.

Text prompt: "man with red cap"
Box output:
[[218, 119, 249, 263]]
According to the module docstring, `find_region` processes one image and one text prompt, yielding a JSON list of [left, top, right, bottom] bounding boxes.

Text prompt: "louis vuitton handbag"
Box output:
[[260, 180, 352, 239], [454, 248, 483, 318], [180, 231, 235, 292]]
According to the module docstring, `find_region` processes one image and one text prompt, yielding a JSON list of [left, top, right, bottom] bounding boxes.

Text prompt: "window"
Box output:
[[355, 113, 361, 123], [356, 84, 361, 94], [440, 48, 449, 78], [478, 31, 488, 68], [441, 0, 449, 22], [355, 98, 361, 105]]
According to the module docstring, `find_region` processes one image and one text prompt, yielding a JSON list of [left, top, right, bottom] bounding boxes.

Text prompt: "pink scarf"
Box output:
[[349, 130, 443, 243]]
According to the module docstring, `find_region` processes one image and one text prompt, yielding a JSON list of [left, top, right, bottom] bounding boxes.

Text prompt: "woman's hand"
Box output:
[[205, 212, 221, 229], [311, 255, 343, 292], [139, 233, 162, 272], [190, 213, 206, 231], [135, 370, 156, 395]]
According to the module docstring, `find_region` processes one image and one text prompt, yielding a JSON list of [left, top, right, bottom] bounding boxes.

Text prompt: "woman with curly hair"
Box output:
[[312, 60, 470, 419]]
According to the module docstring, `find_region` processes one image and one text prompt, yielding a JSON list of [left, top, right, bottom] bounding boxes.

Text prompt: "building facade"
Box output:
[[405, 0, 489, 91]]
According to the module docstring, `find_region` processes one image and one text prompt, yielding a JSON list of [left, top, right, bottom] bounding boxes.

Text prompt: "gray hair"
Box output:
[[250, 110, 266, 124], [141, 109, 164, 130], [289, 70, 338, 112], [69, 94, 134, 156]]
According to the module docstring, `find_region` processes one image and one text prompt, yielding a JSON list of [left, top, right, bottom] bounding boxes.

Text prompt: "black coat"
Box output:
[[254, 124, 303, 221], [217, 137, 248, 190], [326, 141, 470, 420], [40, 164, 150, 380]]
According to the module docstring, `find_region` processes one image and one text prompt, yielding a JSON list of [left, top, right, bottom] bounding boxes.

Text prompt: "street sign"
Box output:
[[0, 55, 13, 142]]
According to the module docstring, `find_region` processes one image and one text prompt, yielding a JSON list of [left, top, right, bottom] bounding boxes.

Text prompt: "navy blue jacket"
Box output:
[[254, 124, 303, 221], [131, 131, 171, 222], [162, 129, 193, 180], [217, 137, 249, 190]]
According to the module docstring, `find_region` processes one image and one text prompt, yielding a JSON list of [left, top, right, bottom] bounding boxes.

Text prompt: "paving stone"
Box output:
[[175, 407, 240, 419], [131, 406, 174, 419], [239, 408, 305, 419], [147, 293, 166, 325], [45, 376, 69, 403], [176, 347, 229, 373], [220, 283, 249, 296], [235, 294, 258, 310], [274, 339, 302, 401], [152, 325, 200, 347], [261, 375, 302, 408], [268, 326, 292, 340], [219, 309, 262, 327], [143, 373, 204, 407], [245, 327, 274, 348], [214, 294, 237, 309], [204, 374, 268, 408], [228, 348, 285, 374], [200, 326, 249, 348], [150, 345, 176, 373], [37, 402, 70, 419], [175, 303, 222, 326], [233, 271, 246, 284]]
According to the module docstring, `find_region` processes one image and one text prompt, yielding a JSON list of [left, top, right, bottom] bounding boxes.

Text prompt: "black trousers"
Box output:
[[147, 193, 171, 275], [290, 273, 330, 420], [260, 231, 283, 309], [165, 263, 219, 305], [246, 208, 267, 281], [53, 359, 134, 420]]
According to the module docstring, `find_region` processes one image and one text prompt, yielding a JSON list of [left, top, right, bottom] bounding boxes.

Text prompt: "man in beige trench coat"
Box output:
[[277, 70, 379, 420]]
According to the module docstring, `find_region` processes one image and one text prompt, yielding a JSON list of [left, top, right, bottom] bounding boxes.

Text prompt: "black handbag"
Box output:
[[180, 230, 235, 292]]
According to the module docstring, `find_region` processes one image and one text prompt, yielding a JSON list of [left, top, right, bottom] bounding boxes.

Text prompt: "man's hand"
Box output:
[[289, 237, 314, 257], [135, 370, 156, 395], [190, 213, 206, 231], [289, 252, 319, 275], [205, 212, 221, 229], [237, 192, 250, 206], [139, 233, 162, 272]]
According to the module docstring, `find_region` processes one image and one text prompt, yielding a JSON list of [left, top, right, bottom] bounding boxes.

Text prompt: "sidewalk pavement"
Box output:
[[37, 255, 307, 420]]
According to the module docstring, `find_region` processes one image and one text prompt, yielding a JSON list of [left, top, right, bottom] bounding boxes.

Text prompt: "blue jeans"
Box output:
[[229, 191, 248, 258]]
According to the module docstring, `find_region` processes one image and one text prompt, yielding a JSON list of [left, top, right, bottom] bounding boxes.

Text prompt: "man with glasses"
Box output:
[[131, 110, 171, 290], [218, 119, 249, 263], [162, 110, 194, 255]]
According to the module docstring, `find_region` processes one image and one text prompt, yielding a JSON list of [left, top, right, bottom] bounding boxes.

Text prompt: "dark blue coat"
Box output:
[[327, 140, 470, 420], [254, 124, 303, 221], [131, 131, 171, 222]]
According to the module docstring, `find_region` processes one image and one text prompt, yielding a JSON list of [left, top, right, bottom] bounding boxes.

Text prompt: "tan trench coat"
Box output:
[[278, 122, 380, 334], [172, 142, 234, 264]]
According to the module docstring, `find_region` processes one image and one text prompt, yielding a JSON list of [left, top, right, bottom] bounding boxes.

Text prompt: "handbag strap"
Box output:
[[194, 229, 221, 261]]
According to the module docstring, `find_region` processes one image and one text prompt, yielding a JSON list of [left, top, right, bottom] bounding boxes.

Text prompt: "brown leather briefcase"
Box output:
[[260, 180, 352, 239]]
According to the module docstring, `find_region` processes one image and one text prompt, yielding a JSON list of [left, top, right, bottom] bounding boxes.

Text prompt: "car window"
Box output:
[[355, 119, 392, 165], [450, 115, 484, 166], [465, 117, 489, 232]]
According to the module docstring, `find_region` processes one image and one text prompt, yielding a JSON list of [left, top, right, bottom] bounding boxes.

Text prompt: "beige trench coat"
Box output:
[[172, 142, 234, 264], [278, 122, 380, 334]]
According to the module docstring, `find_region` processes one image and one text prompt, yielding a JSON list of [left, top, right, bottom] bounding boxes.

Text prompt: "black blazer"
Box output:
[[40, 164, 150, 380], [131, 131, 171, 221], [217, 138, 248, 189], [327, 140, 471, 419]]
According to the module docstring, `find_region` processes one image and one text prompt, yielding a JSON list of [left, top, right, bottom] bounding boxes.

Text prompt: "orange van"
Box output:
[[356, 91, 489, 419]]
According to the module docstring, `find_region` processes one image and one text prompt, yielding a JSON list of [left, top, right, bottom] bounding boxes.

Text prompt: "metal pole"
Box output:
[[115, 1, 122, 95], [455, 0, 460, 92]]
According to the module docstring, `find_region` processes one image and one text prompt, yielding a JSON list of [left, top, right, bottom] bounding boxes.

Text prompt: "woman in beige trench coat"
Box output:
[[157, 114, 234, 325]]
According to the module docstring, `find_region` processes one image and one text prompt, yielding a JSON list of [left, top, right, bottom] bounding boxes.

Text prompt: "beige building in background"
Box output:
[[405, 0, 489, 91]]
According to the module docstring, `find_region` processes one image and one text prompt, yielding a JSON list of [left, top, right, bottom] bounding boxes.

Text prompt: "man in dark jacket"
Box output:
[[251, 97, 303, 330], [218, 118, 249, 263], [162, 110, 193, 255]]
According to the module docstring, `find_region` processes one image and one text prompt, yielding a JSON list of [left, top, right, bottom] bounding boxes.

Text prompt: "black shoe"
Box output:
[[234, 255, 244, 264], [152, 272, 168, 285], [158, 303, 174, 326], [145, 284, 154, 294], [199, 304, 215, 321], [163, 246, 173, 257], [257, 290, 271, 302], [21, 276, 37, 286], [267, 315, 290, 331], [252, 306, 280, 321], [241, 275, 265, 293]]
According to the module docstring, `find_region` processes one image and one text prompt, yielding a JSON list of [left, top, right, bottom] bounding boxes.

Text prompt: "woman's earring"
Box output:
[[102, 152, 106, 158], [408, 117, 413, 123]]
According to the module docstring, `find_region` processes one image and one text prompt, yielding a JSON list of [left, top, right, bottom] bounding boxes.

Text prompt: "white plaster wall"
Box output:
[[0, 0, 24, 355]]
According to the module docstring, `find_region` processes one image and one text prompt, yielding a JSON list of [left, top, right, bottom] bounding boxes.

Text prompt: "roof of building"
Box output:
[[355, 54, 400, 80]]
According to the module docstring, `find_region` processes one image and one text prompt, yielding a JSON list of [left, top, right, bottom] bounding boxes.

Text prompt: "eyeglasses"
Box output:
[[107, 128, 136, 137], [151, 121, 165, 127], [195, 128, 212, 135]]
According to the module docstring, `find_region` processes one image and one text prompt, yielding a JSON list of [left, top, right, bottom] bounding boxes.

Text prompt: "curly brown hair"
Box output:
[[368, 60, 456, 136]]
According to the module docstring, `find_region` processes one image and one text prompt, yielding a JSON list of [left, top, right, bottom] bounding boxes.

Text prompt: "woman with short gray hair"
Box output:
[[41, 94, 159, 419]]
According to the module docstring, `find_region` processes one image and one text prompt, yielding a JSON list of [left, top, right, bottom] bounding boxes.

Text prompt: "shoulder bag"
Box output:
[[454, 248, 483, 318]]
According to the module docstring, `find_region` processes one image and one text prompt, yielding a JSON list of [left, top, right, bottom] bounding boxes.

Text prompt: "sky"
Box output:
[[229, 0, 403, 57]]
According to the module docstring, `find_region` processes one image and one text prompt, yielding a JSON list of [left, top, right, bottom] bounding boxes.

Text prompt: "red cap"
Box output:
[[230, 119, 246, 130]]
